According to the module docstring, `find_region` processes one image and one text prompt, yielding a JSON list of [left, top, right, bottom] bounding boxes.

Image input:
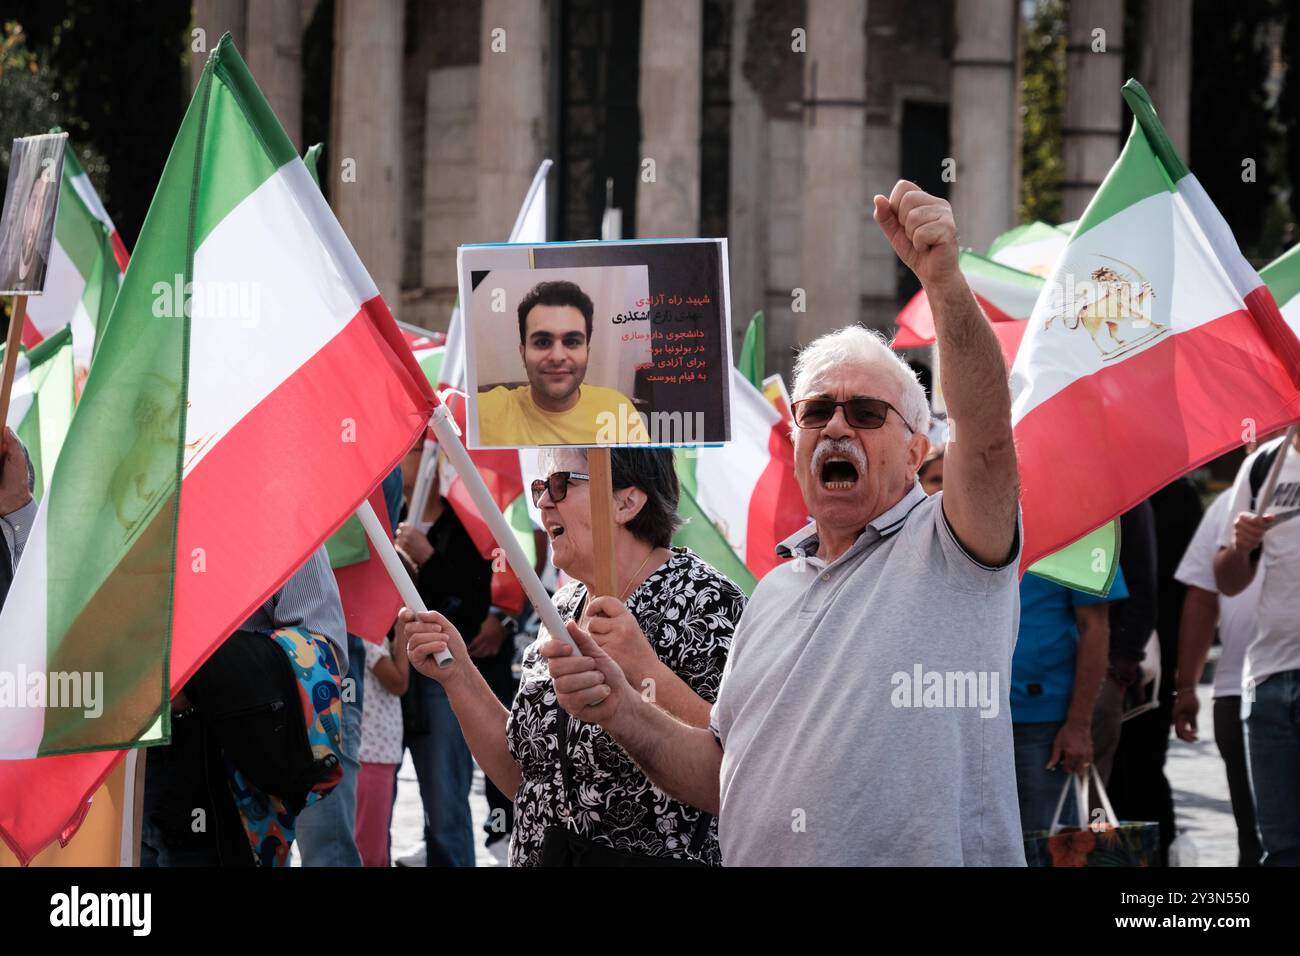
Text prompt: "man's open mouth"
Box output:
[[820, 458, 860, 491], [547, 522, 566, 539]]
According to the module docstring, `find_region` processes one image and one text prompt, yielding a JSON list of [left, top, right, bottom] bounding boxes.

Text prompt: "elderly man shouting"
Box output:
[[541, 182, 1024, 865]]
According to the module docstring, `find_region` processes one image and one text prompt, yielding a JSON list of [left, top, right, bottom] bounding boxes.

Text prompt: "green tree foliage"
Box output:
[[5, 1, 190, 247], [0, 22, 109, 206], [1019, 0, 1066, 225]]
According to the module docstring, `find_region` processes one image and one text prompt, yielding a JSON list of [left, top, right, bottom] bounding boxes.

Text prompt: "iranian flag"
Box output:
[[2, 327, 76, 501], [674, 367, 807, 592], [737, 309, 765, 388], [1260, 242, 1300, 334], [1011, 80, 1300, 571], [431, 382, 529, 601], [666, 310, 805, 593], [331, 483, 403, 642], [893, 251, 1040, 365], [987, 220, 1072, 277], [22, 140, 129, 377], [0, 35, 434, 863]]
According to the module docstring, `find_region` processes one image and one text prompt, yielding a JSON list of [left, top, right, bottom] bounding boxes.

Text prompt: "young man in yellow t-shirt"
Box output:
[[477, 280, 648, 446]]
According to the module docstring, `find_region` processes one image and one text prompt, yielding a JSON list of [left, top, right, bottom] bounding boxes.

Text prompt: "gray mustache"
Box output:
[[812, 438, 867, 474]]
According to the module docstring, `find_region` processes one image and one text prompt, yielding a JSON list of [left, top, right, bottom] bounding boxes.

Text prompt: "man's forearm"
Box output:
[[1176, 586, 1218, 690], [1066, 608, 1109, 726], [1213, 545, 1256, 597], [929, 277, 1019, 562], [928, 277, 1013, 435], [607, 697, 723, 815]]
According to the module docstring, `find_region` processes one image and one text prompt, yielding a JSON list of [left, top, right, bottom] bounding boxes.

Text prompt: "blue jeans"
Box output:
[[406, 673, 475, 866], [1013, 720, 1078, 834], [1244, 669, 1300, 867], [295, 634, 365, 866]]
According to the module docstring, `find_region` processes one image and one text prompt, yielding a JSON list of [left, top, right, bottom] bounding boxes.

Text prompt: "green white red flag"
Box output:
[[674, 367, 807, 592], [1260, 242, 1300, 335], [987, 220, 1072, 277], [1011, 80, 1300, 571], [892, 250, 1040, 365], [670, 311, 806, 592], [1, 327, 76, 501], [22, 140, 129, 378], [0, 35, 434, 863]]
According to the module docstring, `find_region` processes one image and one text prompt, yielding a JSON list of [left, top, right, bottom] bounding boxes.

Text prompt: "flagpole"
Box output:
[[406, 437, 438, 528], [0, 295, 29, 428], [508, 159, 553, 242], [354, 497, 454, 668], [428, 403, 574, 650], [1258, 424, 1298, 514], [354, 406, 576, 666]]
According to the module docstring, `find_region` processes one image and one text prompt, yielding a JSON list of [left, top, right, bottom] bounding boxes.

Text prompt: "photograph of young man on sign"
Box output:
[[476, 275, 649, 446], [460, 239, 733, 450], [0, 132, 67, 296]]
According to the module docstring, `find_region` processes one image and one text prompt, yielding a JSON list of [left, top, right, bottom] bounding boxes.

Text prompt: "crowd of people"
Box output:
[[1, 181, 1296, 866]]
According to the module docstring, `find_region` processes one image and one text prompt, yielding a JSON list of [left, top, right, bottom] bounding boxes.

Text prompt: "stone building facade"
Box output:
[[191, 0, 1191, 379]]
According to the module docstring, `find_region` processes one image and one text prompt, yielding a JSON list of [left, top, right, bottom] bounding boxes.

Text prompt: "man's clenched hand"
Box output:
[[872, 180, 961, 292]]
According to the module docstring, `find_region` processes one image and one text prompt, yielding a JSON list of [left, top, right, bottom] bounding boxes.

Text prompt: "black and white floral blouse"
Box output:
[[505, 548, 745, 867]]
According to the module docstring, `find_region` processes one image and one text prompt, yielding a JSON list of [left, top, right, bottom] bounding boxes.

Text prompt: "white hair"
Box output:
[[536, 446, 585, 475], [791, 325, 931, 435]]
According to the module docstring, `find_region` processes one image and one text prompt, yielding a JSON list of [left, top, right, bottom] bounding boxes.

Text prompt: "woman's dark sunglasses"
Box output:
[[530, 471, 591, 507], [791, 397, 914, 433]]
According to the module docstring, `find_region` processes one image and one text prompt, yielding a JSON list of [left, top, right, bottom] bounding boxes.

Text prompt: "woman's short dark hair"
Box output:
[[517, 280, 594, 344], [609, 447, 682, 549]]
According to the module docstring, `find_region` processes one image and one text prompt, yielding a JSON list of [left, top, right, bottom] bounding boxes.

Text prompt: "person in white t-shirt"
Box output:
[[1214, 431, 1300, 866], [1173, 488, 1263, 865]]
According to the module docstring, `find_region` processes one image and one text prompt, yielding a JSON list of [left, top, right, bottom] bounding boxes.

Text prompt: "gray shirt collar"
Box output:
[[776, 481, 929, 559]]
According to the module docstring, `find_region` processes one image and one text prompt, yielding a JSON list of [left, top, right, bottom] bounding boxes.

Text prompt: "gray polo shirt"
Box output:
[[710, 482, 1025, 865]]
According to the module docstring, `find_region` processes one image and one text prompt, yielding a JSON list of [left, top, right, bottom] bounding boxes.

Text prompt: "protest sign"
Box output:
[[458, 239, 733, 449]]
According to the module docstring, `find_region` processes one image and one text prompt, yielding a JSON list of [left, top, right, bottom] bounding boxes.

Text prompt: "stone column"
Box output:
[[191, 0, 247, 93], [636, 0, 702, 238], [797, 0, 866, 344], [474, 0, 550, 241], [422, 66, 481, 329], [1138, 0, 1192, 157], [949, 0, 1020, 252], [1062, 0, 1125, 219], [244, 0, 303, 147], [728, 0, 767, 354], [330, 0, 404, 308]]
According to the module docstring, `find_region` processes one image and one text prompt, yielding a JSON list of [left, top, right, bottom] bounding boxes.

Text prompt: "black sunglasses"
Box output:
[[530, 471, 590, 507], [791, 397, 914, 433]]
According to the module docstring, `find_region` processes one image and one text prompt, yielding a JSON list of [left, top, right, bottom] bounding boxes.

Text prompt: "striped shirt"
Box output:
[[240, 544, 348, 673], [2, 447, 37, 571], [2, 499, 36, 568]]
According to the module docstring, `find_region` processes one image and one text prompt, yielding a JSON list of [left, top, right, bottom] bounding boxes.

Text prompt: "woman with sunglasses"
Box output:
[[399, 446, 746, 866]]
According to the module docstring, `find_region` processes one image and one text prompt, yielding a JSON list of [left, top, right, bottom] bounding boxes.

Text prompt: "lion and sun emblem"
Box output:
[[1043, 255, 1169, 360]]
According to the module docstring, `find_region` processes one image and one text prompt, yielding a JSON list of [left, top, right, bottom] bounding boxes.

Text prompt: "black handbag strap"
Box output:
[[555, 591, 712, 856]]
